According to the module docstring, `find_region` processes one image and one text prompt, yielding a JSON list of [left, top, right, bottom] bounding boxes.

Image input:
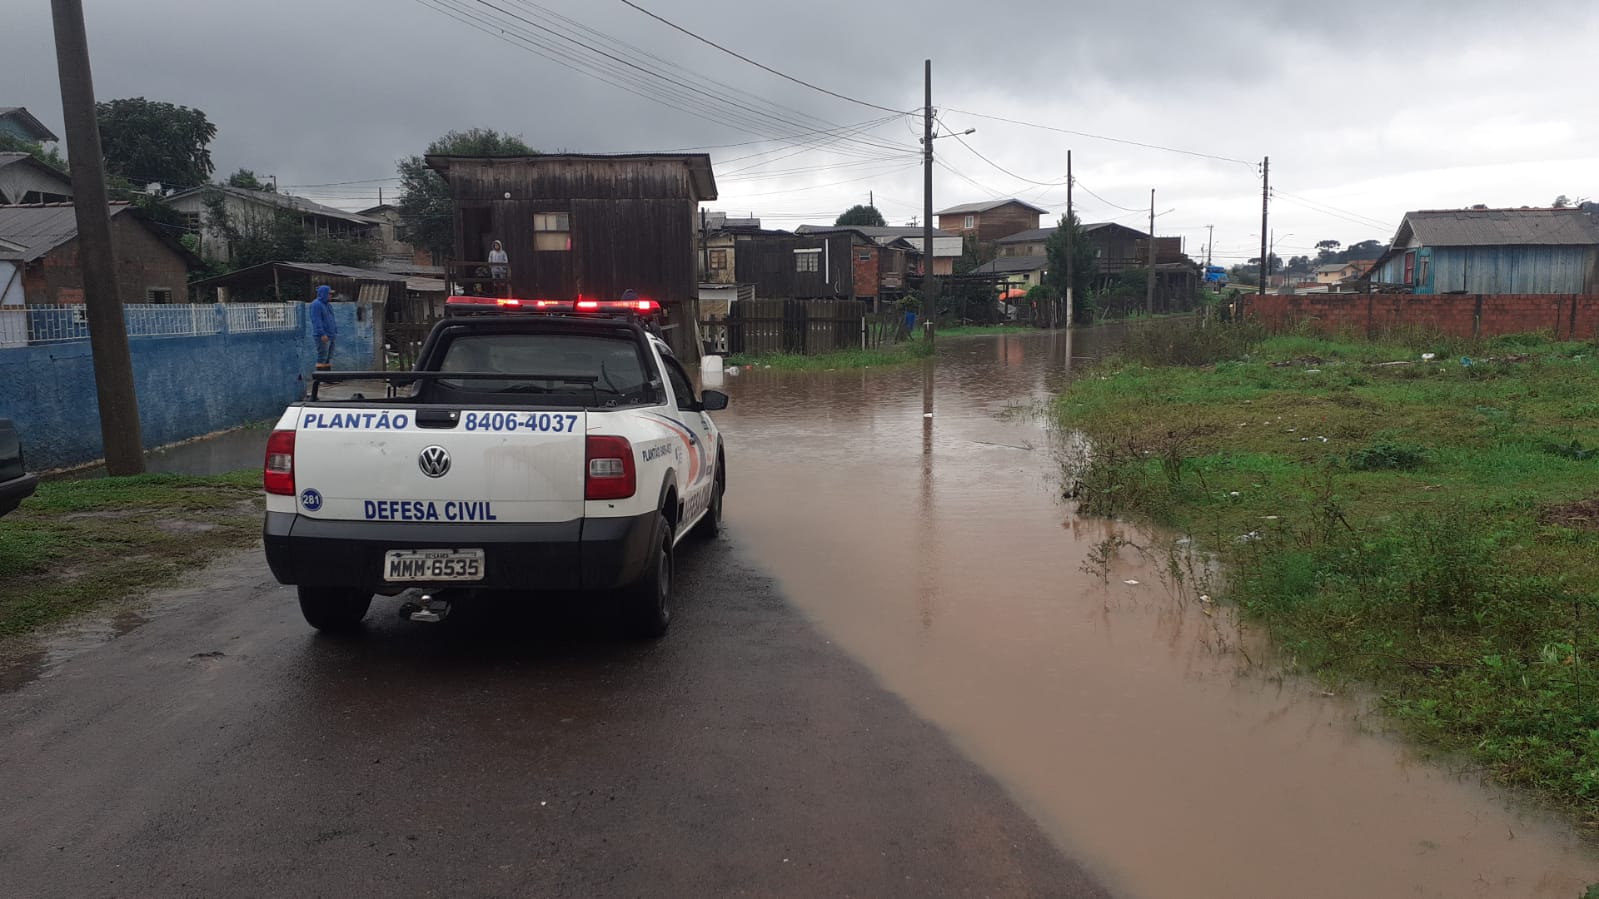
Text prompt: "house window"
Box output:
[[178, 212, 201, 233], [145, 287, 173, 304], [1403, 251, 1416, 285], [708, 248, 728, 271], [534, 212, 571, 251], [794, 249, 821, 273], [1417, 254, 1430, 287], [858, 252, 872, 262], [963, 215, 975, 229]]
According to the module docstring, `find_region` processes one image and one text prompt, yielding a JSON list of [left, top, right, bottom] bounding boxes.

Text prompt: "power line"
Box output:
[[942, 108, 1257, 167], [1072, 178, 1144, 213], [615, 0, 908, 115], [942, 124, 1068, 187]]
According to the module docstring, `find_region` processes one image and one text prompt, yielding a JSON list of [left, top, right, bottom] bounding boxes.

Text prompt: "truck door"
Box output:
[[659, 355, 717, 526]]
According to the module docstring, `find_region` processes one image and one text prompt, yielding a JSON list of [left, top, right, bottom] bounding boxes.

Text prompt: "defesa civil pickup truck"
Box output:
[[262, 296, 728, 637]]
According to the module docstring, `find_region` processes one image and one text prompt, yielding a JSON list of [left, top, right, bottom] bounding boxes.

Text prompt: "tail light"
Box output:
[[585, 435, 636, 500], [263, 429, 296, 496]]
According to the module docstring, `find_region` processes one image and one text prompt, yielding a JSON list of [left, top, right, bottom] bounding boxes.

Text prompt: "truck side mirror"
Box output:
[[700, 390, 729, 412]]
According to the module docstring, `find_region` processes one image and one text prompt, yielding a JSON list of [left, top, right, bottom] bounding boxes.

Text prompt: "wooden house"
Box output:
[[1367, 209, 1599, 294], [426, 153, 717, 359], [936, 199, 1046, 245]]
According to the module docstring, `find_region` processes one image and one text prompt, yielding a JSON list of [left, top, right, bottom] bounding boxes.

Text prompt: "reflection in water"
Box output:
[[714, 328, 1598, 899]]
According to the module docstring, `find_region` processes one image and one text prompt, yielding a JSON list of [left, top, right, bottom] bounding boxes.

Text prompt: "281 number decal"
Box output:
[[463, 412, 580, 433]]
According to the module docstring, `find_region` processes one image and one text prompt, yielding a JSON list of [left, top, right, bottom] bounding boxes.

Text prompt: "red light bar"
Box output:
[[445, 296, 661, 316]]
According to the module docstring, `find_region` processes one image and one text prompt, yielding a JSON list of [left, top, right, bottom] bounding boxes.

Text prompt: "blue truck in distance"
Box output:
[[1204, 265, 1228, 289]]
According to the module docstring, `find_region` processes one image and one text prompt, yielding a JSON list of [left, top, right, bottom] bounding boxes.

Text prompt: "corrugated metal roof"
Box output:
[[1406, 209, 1599, 247], [167, 185, 382, 227], [972, 255, 1050, 274], [936, 198, 1048, 216], [0, 202, 132, 261], [994, 222, 1145, 244]]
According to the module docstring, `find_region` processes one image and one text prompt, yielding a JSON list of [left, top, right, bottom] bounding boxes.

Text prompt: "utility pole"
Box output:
[[1259, 156, 1270, 296], [51, 0, 144, 475], [1064, 149, 1074, 328], [1146, 188, 1157, 315], [1205, 224, 1214, 268], [921, 59, 936, 343]]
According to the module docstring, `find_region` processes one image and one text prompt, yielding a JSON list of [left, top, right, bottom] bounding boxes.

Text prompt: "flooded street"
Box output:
[[712, 328, 1599, 899]]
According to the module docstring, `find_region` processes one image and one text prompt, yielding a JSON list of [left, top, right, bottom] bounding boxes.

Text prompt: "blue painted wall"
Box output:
[[1376, 245, 1596, 295], [0, 303, 374, 470]]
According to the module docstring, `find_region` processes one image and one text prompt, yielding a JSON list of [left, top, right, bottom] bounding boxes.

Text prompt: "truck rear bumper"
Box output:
[[263, 511, 660, 592]]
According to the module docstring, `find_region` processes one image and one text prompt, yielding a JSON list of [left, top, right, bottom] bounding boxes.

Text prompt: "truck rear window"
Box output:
[[435, 333, 654, 405]]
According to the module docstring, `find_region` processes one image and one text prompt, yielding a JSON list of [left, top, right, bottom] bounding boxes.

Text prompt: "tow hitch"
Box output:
[[399, 593, 452, 623]]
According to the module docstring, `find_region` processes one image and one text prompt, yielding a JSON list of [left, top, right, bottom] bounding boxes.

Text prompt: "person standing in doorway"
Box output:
[[311, 284, 337, 371], [488, 240, 509, 282]]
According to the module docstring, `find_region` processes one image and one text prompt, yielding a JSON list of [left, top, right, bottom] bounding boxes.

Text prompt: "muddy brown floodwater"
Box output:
[[709, 328, 1599, 899]]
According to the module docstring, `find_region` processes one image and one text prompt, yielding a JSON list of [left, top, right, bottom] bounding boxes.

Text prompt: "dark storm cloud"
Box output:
[[4, 0, 1596, 252]]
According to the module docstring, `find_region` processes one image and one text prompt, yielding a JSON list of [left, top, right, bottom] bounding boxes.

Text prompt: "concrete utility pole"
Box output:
[[1259, 156, 1270, 296], [1146, 188, 1157, 315], [1205, 224, 1214, 268], [921, 59, 936, 343], [1065, 149, 1074, 328], [51, 0, 144, 475]]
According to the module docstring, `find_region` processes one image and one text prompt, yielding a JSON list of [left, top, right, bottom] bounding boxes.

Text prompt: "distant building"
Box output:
[[797, 224, 960, 277], [166, 186, 382, 264], [1367, 208, 1599, 294], [0, 107, 59, 145], [0, 152, 73, 205], [0, 202, 197, 306], [971, 254, 1050, 292], [935, 199, 1046, 245], [731, 227, 916, 308]]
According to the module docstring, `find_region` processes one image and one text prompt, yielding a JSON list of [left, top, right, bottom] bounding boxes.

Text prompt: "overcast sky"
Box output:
[[7, 0, 1598, 265]]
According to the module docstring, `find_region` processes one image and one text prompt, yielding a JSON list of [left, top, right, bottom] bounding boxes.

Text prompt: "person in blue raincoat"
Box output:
[[310, 285, 337, 370]]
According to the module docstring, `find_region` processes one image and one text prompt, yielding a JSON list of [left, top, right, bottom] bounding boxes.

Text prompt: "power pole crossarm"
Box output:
[[51, 0, 144, 475]]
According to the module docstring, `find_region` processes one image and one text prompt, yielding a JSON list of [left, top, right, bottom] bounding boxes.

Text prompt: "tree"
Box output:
[[1553, 195, 1572, 209], [226, 168, 274, 191], [835, 204, 886, 228], [1043, 213, 1098, 324], [0, 133, 67, 173], [1342, 239, 1385, 261], [398, 128, 537, 262], [95, 98, 216, 189], [202, 190, 378, 270], [1314, 239, 1341, 264]]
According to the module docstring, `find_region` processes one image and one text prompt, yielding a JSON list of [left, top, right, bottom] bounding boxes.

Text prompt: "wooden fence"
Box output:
[[700, 299, 907, 356]]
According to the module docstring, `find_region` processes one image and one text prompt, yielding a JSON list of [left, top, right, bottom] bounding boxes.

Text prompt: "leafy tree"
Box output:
[[397, 128, 537, 262], [0, 133, 67, 173], [1342, 239, 1385, 261], [1043, 213, 1098, 324], [1553, 195, 1572, 208], [835, 204, 886, 228], [226, 169, 274, 191], [95, 98, 216, 188]]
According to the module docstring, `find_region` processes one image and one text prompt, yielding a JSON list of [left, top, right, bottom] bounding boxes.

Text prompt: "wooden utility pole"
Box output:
[[1259, 156, 1270, 296], [1064, 149, 1074, 328], [51, 0, 144, 475], [921, 59, 936, 343], [1146, 188, 1157, 315], [1205, 224, 1214, 268]]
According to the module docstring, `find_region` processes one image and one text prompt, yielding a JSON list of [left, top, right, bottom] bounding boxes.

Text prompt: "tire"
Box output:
[[693, 462, 725, 540], [621, 513, 673, 639], [297, 586, 373, 633]]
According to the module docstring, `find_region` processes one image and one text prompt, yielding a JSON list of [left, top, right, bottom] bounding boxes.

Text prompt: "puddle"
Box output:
[[714, 329, 1599, 898], [63, 426, 269, 480]]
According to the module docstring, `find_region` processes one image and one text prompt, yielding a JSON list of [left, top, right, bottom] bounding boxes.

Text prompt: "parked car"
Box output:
[[0, 419, 39, 518], [262, 296, 729, 637]]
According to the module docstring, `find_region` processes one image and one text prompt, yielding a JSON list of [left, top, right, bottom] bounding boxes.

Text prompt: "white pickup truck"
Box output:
[[262, 296, 728, 638]]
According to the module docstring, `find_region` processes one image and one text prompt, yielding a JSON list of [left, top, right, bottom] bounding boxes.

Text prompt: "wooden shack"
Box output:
[[426, 153, 717, 359]]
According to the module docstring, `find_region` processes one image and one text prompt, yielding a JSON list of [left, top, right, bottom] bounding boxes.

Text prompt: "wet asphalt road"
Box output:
[[0, 537, 1112, 898]]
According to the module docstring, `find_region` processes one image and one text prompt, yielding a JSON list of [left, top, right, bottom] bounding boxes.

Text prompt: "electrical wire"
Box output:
[[615, 0, 909, 115], [942, 108, 1257, 168]]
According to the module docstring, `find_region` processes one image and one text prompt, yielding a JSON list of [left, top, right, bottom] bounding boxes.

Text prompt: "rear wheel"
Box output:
[[694, 462, 724, 540], [297, 586, 373, 632], [621, 513, 673, 639]]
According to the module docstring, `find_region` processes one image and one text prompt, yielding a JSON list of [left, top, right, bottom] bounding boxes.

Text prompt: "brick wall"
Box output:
[[1244, 293, 1599, 340], [28, 214, 191, 304]]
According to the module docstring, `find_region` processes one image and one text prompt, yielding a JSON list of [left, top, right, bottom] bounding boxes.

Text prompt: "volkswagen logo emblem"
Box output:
[[418, 445, 451, 478]]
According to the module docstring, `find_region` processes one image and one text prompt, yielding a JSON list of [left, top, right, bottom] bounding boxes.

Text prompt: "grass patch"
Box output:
[[0, 471, 263, 637], [725, 340, 933, 371], [1059, 318, 1599, 824], [924, 324, 1040, 338]]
